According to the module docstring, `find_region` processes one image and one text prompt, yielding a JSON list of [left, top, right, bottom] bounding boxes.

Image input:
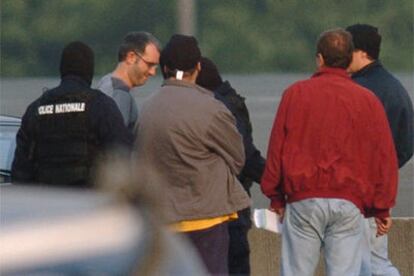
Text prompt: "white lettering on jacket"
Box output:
[[38, 105, 54, 115], [38, 103, 85, 115], [55, 103, 85, 113]]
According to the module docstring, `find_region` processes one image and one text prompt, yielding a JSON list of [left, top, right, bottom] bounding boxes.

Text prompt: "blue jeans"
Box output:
[[360, 218, 400, 276], [281, 198, 363, 276]]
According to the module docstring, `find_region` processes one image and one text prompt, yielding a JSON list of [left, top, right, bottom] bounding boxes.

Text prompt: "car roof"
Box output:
[[0, 185, 147, 274], [0, 115, 21, 125]]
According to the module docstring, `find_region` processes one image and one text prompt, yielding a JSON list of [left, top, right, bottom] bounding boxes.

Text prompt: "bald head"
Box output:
[[316, 28, 354, 69]]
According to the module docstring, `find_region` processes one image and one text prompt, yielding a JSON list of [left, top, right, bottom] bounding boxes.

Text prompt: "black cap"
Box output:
[[59, 41, 94, 85], [196, 57, 223, 91], [161, 34, 201, 72], [346, 24, 381, 60]]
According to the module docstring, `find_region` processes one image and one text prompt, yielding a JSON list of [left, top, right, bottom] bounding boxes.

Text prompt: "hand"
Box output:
[[270, 207, 285, 223], [375, 217, 392, 237]]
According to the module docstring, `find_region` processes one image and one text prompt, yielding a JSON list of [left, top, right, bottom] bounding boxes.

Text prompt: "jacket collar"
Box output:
[[312, 66, 350, 79], [163, 79, 213, 96], [351, 60, 382, 78], [61, 75, 91, 87], [110, 76, 130, 92]]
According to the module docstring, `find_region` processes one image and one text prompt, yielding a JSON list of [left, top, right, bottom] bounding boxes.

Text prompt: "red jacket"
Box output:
[[261, 67, 398, 218]]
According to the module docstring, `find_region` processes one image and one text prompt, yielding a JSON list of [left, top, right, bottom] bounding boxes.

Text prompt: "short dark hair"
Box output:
[[316, 28, 354, 69], [118, 31, 161, 62], [196, 57, 223, 91], [346, 24, 381, 60]]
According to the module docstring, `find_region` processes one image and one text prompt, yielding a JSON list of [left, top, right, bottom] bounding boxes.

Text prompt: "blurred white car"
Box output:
[[0, 115, 21, 184], [0, 185, 208, 275]]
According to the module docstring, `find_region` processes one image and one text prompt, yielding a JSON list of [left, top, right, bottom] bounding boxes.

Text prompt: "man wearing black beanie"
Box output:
[[12, 41, 131, 187], [134, 34, 250, 275], [197, 57, 265, 275], [347, 23, 413, 276]]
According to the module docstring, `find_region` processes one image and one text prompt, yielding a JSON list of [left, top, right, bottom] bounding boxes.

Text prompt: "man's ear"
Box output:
[[316, 53, 324, 68], [125, 51, 137, 65], [360, 50, 370, 60]]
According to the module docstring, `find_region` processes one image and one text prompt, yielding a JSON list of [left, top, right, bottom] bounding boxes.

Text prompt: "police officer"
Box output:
[[12, 41, 132, 187]]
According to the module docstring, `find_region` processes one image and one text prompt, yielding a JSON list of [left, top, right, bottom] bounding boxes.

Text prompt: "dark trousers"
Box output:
[[228, 208, 251, 275], [185, 222, 229, 275]]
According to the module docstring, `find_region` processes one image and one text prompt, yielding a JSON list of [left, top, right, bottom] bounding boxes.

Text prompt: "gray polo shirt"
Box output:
[[97, 74, 138, 132]]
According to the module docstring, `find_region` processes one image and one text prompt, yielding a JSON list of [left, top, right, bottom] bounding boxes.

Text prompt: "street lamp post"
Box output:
[[176, 0, 196, 36]]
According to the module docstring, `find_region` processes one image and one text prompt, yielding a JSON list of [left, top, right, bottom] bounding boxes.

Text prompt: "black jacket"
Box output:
[[214, 81, 265, 193], [11, 75, 132, 186], [352, 61, 414, 168]]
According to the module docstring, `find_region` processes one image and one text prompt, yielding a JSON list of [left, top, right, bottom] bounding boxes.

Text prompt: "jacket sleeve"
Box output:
[[236, 110, 265, 183], [215, 84, 265, 183], [235, 103, 265, 183], [369, 98, 399, 218], [111, 89, 131, 127], [205, 106, 245, 175], [387, 89, 414, 168], [241, 147, 266, 183], [11, 104, 37, 183], [260, 90, 291, 210]]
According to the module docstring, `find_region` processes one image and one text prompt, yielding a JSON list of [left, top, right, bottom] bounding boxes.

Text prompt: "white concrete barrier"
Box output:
[[249, 218, 413, 276]]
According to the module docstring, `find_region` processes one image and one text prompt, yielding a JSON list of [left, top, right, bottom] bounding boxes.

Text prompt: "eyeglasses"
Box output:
[[134, 51, 158, 69]]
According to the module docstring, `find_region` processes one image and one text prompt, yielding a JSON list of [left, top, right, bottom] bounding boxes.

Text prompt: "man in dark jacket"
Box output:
[[347, 23, 413, 276], [12, 41, 132, 187], [196, 57, 265, 275]]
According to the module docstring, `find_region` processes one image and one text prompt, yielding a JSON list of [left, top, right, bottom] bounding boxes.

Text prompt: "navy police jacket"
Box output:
[[214, 81, 266, 194], [352, 61, 414, 168], [12, 75, 132, 186]]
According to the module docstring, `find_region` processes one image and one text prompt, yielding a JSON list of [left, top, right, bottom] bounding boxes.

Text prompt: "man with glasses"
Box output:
[[97, 31, 161, 132]]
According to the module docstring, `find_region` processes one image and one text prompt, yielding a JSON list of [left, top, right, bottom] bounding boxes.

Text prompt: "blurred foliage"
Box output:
[[1, 0, 413, 76]]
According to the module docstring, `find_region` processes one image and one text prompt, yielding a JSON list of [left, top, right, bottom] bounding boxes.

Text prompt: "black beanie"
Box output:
[[161, 34, 201, 72], [60, 41, 94, 85], [196, 57, 223, 91], [346, 24, 381, 60]]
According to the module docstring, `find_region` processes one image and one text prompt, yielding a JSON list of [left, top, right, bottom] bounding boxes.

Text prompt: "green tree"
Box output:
[[1, 0, 412, 76]]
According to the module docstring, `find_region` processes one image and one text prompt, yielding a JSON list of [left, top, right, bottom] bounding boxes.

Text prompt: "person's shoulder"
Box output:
[[95, 73, 114, 94], [281, 78, 311, 96], [96, 73, 112, 86], [379, 67, 407, 91], [24, 97, 43, 115], [88, 87, 120, 107], [357, 64, 408, 96], [87, 86, 105, 96], [352, 83, 386, 110], [346, 77, 377, 97], [215, 81, 245, 103], [357, 63, 401, 85], [27, 87, 59, 110]]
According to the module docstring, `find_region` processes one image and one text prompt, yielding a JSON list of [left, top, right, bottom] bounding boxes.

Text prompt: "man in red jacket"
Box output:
[[261, 28, 398, 276]]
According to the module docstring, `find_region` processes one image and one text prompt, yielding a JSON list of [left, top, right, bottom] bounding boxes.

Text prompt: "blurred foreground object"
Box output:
[[0, 115, 21, 184], [1, 156, 208, 275]]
